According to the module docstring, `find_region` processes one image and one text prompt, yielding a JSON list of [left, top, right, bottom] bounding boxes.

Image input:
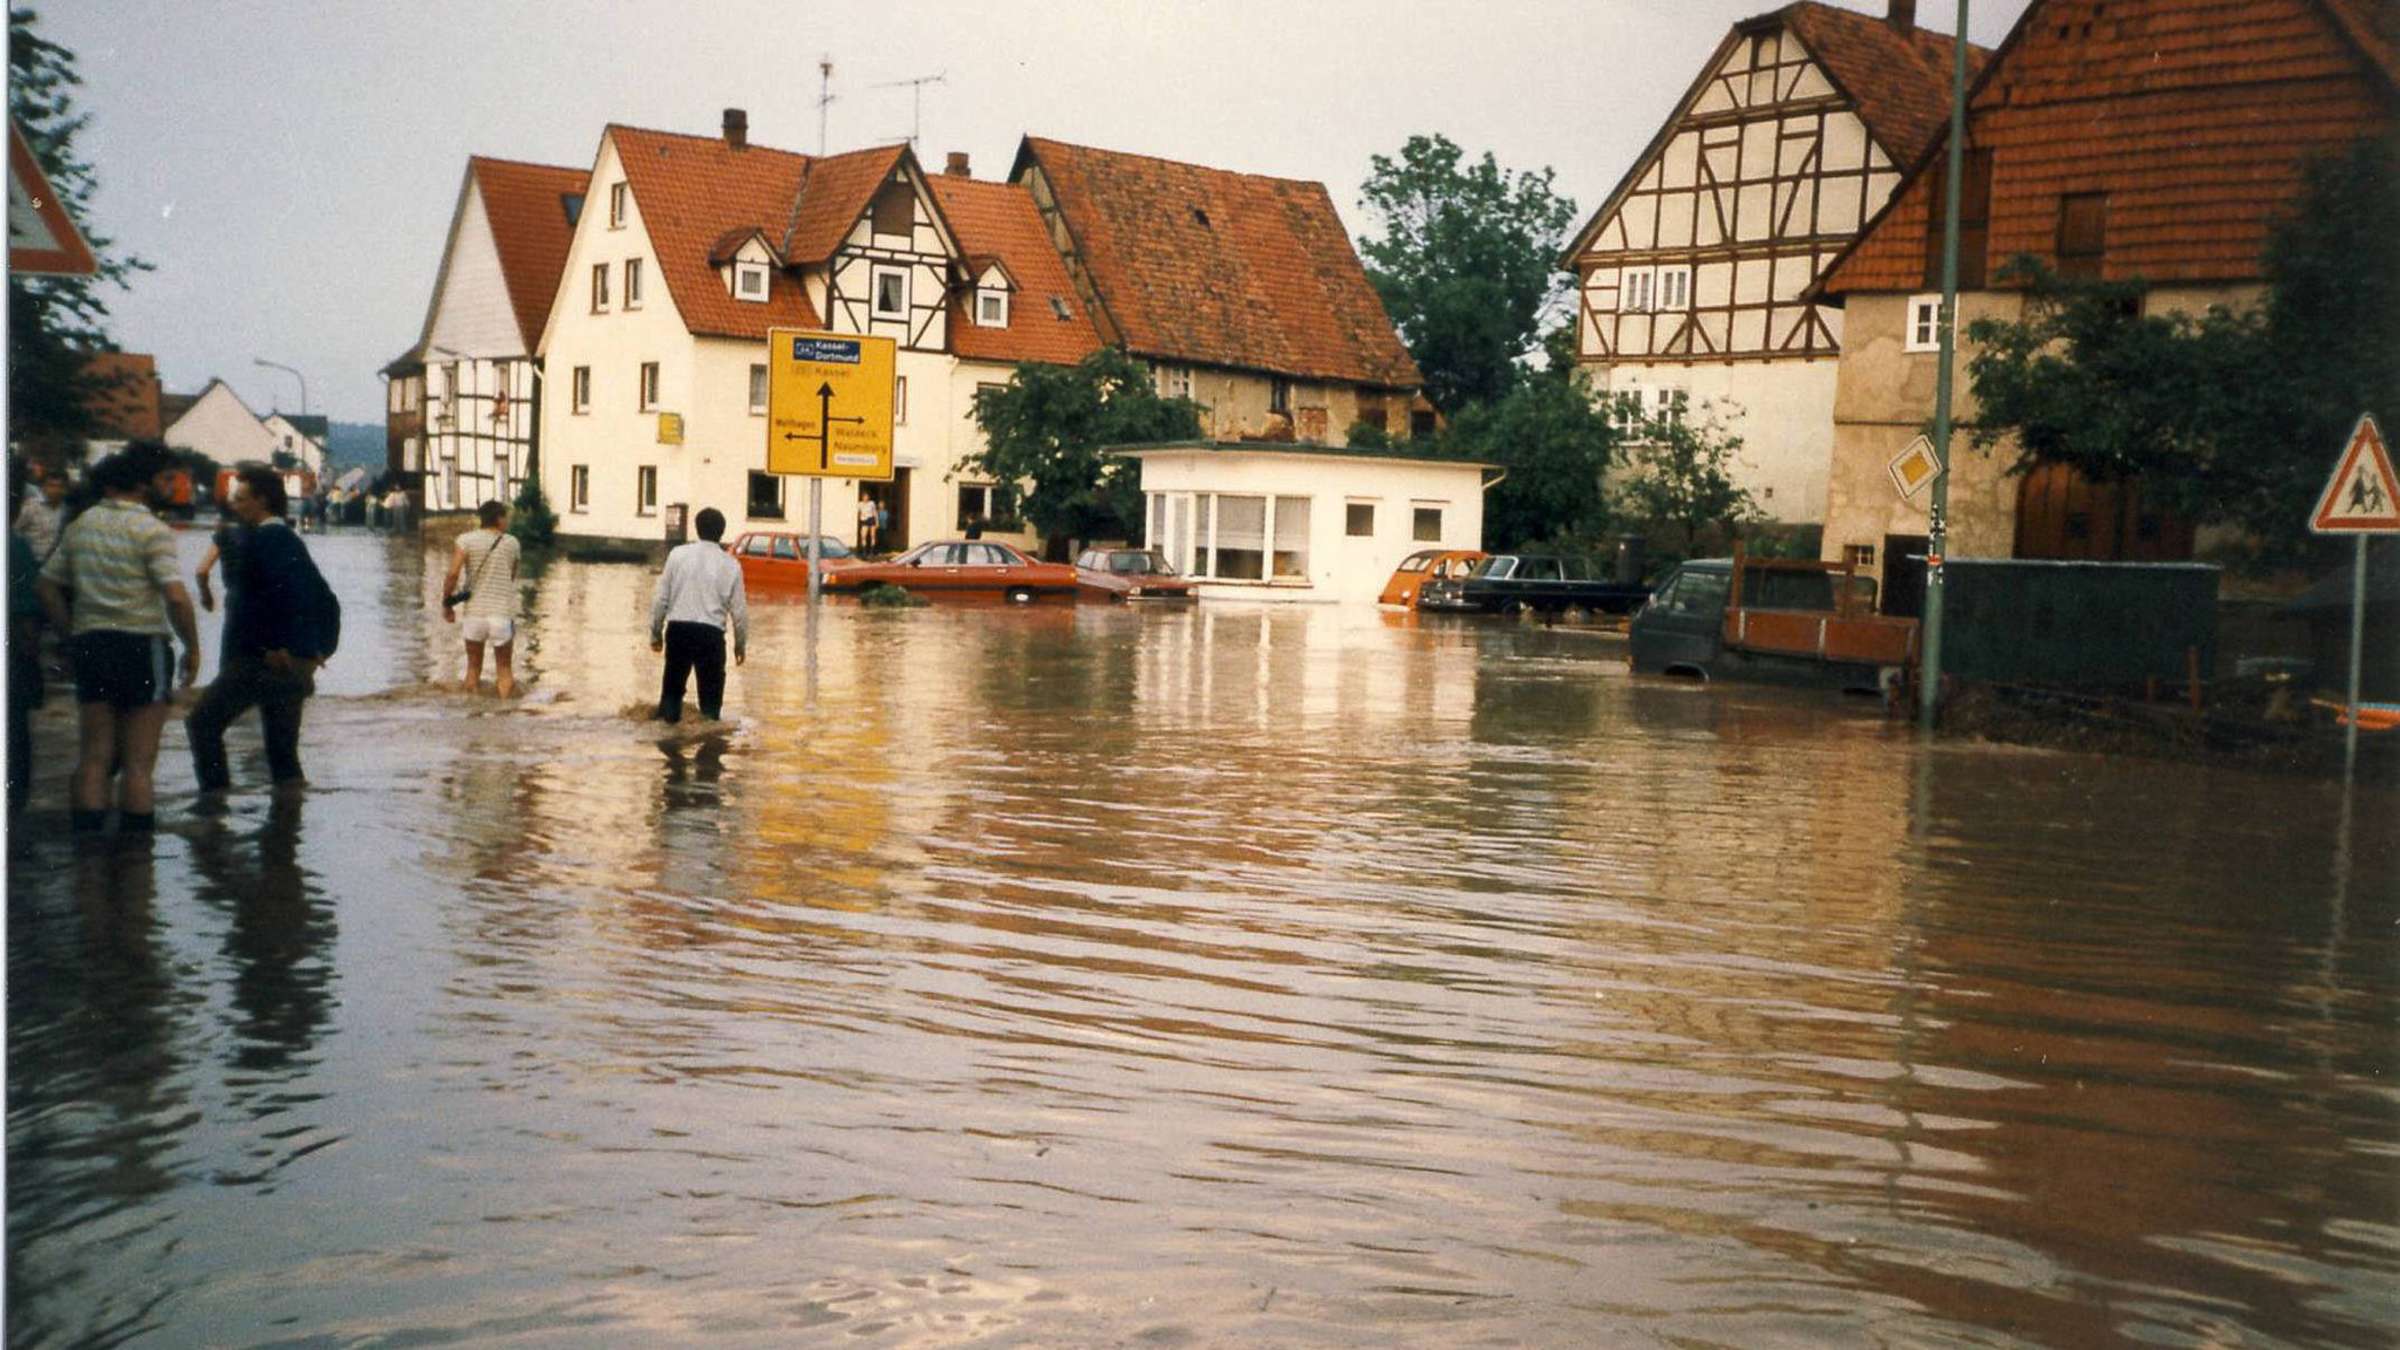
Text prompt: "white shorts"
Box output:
[[460, 616, 516, 646]]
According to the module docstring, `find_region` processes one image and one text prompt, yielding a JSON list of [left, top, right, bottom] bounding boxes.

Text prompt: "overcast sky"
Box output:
[[37, 0, 2034, 424]]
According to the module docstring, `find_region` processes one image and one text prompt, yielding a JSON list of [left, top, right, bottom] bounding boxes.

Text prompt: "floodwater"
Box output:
[[8, 530, 2397, 1347]]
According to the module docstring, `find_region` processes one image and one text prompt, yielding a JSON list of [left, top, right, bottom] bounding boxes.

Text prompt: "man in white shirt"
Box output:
[[14, 468, 67, 561], [648, 507, 747, 723]]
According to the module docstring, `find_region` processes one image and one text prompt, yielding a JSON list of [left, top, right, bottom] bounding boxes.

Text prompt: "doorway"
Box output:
[[860, 469, 910, 555]]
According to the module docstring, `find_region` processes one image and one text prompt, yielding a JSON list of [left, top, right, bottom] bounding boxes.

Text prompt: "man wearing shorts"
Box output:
[[441, 499, 521, 697], [35, 444, 202, 834], [187, 468, 339, 794]]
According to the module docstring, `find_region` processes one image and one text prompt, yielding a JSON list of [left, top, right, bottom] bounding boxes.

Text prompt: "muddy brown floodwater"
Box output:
[[8, 531, 2397, 1346]]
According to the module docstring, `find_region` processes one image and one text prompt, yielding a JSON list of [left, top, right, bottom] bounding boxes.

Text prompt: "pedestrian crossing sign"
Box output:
[[2310, 414, 2400, 534]]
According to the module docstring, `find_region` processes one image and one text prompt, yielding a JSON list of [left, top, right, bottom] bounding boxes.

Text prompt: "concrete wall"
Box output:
[[1821, 283, 2267, 587], [1135, 449, 1488, 604]]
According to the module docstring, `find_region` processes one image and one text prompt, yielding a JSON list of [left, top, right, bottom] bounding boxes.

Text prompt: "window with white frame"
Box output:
[[975, 287, 1008, 327], [624, 257, 643, 309], [734, 261, 768, 302], [609, 181, 627, 228], [1623, 269, 1654, 312], [1149, 492, 1312, 582], [1656, 265, 1691, 311], [638, 361, 659, 411], [1158, 364, 1193, 400], [748, 363, 768, 415], [1412, 504, 1444, 542], [1906, 295, 1946, 352], [636, 465, 658, 516], [572, 365, 591, 413], [894, 375, 908, 426], [956, 482, 1019, 531], [871, 265, 907, 319], [1270, 377, 1292, 415], [591, 263, 609, 312], [570, 465, 589, 512], [434, 363, 456, 425]]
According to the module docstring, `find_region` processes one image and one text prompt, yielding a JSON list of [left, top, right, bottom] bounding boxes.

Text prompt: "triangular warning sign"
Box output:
[[2311, 414, 2400, 534], [8, 120, 96, 277]]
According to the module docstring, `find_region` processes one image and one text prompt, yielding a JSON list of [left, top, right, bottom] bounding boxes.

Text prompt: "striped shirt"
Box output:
[[454, 528, 521, 620], [39, 497, 181, 636]]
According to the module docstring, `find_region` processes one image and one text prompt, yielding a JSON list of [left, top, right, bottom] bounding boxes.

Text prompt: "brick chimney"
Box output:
[[944, 151, 971, 177], [722, 108, 748, 151], [1888, 0, 1917, 33]]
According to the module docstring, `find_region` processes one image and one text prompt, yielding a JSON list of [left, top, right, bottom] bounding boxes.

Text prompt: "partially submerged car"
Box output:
[[1421, 553, 1650, 615], [1074, 547, 1195, 601], [730, 531, 859, 587], [1377, 548, 1487, 609], [1629, 549, 1915, 693], [819, 539, 1079, 602]]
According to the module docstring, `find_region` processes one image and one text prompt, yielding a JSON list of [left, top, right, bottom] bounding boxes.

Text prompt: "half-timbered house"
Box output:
[[1812, 0, 2394, 602], [1564, 0, 1984, 524], [390, 155, 586, 514]]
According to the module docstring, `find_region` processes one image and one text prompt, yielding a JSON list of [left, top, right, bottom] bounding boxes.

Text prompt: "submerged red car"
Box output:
[[819, 539, 1078, 601], [729, 531, 861, 588], [1073, 547, 1195, 601]]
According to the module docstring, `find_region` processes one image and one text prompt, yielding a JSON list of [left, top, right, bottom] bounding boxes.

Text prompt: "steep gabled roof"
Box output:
[[1564, 1, 1986, 265], [780, 143, 910, 263], [1817, 0, 2396, 297], [468, 156, 588, 351], [1014, 136, 1422, 389], [925, 174, 1103, 367], [607, 124, 823, 340]]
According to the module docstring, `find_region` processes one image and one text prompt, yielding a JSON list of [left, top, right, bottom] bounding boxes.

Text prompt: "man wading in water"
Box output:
[[648, 507, 747, 723], [441, 500, 522, 697]]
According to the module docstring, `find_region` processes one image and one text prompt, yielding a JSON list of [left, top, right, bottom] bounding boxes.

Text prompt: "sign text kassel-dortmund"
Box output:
[[766, 329, 895, 480]]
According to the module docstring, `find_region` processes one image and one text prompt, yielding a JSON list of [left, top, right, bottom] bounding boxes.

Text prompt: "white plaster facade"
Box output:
[[1123, 445, 1495, 605], [162, 380, 281, 470], [261, 413, 327, 480]]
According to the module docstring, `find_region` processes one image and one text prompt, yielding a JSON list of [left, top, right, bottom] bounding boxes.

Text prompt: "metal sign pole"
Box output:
[[1919, 0, 1971, 733], [2346, 534, 2366, 779], [808, 479, 824, 603]]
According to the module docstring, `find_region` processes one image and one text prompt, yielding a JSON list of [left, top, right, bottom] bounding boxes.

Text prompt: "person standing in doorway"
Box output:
[[648, 507, 747, 724], [857, 493, 878, 553], [441, 500, 522, 697], [875, 499, 892, 552], [34, 444, 203, 834], [187, 467, 340, 795]]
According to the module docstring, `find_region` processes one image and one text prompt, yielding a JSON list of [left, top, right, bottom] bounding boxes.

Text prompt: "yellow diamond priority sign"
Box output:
[[767, 328, 894, 480]]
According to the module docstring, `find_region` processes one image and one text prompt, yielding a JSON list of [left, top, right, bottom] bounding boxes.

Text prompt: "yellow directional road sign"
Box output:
[[767, 328, 895, 480]]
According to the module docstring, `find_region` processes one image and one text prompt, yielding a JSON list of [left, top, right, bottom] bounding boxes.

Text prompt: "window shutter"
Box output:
[[2056, 192, 2107, 280]]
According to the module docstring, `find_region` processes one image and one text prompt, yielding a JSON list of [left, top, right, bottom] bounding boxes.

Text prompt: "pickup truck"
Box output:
[[1629, 549, 1917, 693], [1419, 553, 1651, 615]]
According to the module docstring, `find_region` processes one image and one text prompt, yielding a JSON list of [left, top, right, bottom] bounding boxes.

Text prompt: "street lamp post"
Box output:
[[253, 357, 308, 417], [1918, 0, 1972, 732]]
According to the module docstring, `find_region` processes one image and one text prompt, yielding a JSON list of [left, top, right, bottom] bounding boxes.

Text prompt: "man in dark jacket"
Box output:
[[187, 467, 340, 793]]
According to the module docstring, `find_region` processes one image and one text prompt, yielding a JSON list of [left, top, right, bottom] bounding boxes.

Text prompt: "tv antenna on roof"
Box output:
[[816, 54, 835, 155], [872, 71, 946, 147]]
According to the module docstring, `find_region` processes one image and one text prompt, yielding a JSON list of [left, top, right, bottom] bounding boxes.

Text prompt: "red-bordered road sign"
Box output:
[[2310, 413, 2400, 534], [8, 121, 96, 277]]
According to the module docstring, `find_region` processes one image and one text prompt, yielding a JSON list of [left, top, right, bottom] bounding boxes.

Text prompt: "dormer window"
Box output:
[[975, 287, 1008, 327], [734, 261, 769, 302]]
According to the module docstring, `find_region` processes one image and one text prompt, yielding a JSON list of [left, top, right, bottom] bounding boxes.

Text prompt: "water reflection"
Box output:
[[4, 535, 2395, 1345]]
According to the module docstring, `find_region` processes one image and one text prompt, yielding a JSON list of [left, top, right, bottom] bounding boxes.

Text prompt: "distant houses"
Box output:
[[391, 109, 1434, 598]]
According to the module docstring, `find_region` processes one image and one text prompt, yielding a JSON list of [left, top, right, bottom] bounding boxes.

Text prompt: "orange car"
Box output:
[[729, 531, 863, 588], [820, 538, 1079, 602], [1378, 548, 1487, 608]]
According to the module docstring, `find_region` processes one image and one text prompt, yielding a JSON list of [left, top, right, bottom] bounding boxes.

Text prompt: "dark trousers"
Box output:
[[187, 654, 312, 789], [657, 621, 726, 723]]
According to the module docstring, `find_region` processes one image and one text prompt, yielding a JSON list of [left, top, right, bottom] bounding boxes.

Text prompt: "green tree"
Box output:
[[963, 348, 1204, 549], [7, 9, 147, 457], [1357, 133, 1578, 415], [1964, 139, 2395, 562], [1609, 398, 1762, 556], [1439, 369, 1619, 550], [510, 475, 558, 548]]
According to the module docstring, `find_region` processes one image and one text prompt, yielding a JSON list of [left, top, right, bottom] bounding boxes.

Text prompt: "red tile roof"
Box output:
[[1015, 137, 1421, 390], [607, 124, 823, 340], [80, 351, 161, 440], [924, 174, 1103, 366], [1820, 0, 2395, 296], [1785, 2, 1993, 167], [781, 144, 909, 263], [468, 156, 587, 351]]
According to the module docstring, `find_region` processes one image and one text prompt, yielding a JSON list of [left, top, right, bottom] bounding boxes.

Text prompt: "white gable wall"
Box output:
[[163, 383, 280, 469], [425, 179, 528, 359]]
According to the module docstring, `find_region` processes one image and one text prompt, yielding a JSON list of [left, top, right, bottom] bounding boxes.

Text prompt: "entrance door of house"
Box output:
[[861, 470, 910, 554]]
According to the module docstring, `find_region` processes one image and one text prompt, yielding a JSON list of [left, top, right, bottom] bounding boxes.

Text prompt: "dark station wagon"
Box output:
[[1419, 553, 1651, 615]]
